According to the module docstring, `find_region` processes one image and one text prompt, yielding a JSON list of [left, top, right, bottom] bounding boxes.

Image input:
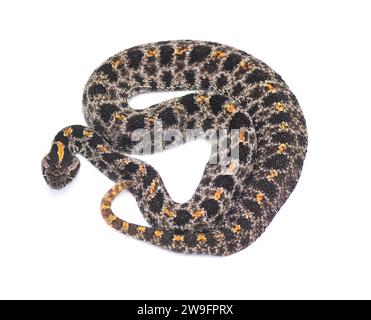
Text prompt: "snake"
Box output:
[[41, 40, 307, 256]]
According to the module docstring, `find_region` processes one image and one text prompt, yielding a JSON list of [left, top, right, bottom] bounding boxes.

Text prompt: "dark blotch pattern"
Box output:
[[229, 112, 251, 129], [127, 49, 144, 69], [216, 74, 228, 89], [161, 71, 173, 87], [174, 210, 192, 226], [201, 199, 219, 217], [190, 45, 211, 63], [272, 132, 295, 144], [246, 69, 269, 83], [99, 103, 119, 122], [158, 107, 177, 127], [209, 94, 228, 114], [160, 46, 174, 65], [264, 92, 288, 106], [88, 84, 106, 97], [201, 77, 210, 90], [204, 61, 218, 73], [270, 112, 291, 124], [224, 53, 242, 71], [265, 154, 289, 170], [253, 179, 277, 198], [243, 199, 261, 216], [126, 162, 139, 174], [184, 70, 195, 85], [180, 94, 199, 114], [149, 192, 164, 213], [143, 166, 157, 188], [97, 63, 118, 82], [214, 175, 234, 191], [126, 115, 145, 131]]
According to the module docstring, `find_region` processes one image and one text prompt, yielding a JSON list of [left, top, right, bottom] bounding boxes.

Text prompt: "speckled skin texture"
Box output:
[[42, 40, 307, 256]]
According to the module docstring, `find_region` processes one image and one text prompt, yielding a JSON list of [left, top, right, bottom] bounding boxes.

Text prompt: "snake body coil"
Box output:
[[42, 40, 307, 256]]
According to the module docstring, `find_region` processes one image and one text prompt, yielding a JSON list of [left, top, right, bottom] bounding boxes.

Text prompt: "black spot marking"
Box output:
[[201, 77, 210, 90], [184, 234, 197, 247], [180, 94, 199, 114], [246, 69, 269, 83], [216, 74, 228, 89], [119, 135, 136, 151], [209, 95, 228, 115], [273, 132, 295, 144], [102, 153, 122, 163], [93, 121, 105, 134], [126, 162, 139, 174], [184, 70, 195, 85], [243, 199, 261, 216], [174, 210, 192, 226], [213, 175, 234, 191], [71, 125, 85, 138], [88, 134, 104, 148], [202, 118, 213, 131], [88, 84, 106, 97], [250, 87, 264, 99], [143, 166, 157, 188], [201, 199, 219, 217], [190, 45, 211, 63], [158, 107, 177, 128], [223, 229, 235, 241], [126, 115, 145, 131], [224, 53, 242, 71], [149, 192, 164, 213], [161, 71, 173, 87], [253, 179, 277, 198], [97, 63, 118, 82], [232, 83, 244, 96], [238, 144, 251, 162], [127, 49, 144, 69], [162, 231, 175, 246], [265, 154, 289, 170], [160, 45, 174, 65], [270, 112, 291, 124], [99, 103, 119, 122], [238, 217, 251, 229], [229, 112, 251, 129], [204, 60, 218, 73], [263, 92, 288, 106]]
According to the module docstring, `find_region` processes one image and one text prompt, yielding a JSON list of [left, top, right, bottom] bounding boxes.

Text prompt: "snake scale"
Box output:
[[42, 40, 307, 256]]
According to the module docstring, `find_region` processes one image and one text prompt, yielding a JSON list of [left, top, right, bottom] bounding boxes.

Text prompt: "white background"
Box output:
[[0, 0, 370, 300]]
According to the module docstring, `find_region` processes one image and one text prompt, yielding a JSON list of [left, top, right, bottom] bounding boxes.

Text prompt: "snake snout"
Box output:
[[41, 154, 80, 189]]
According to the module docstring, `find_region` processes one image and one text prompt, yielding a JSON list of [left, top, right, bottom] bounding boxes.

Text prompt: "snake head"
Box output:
[[42, 142, 80, 189]]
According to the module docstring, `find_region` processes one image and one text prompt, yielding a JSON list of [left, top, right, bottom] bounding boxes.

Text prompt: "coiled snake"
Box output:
[[42, 40, 307, 256]]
